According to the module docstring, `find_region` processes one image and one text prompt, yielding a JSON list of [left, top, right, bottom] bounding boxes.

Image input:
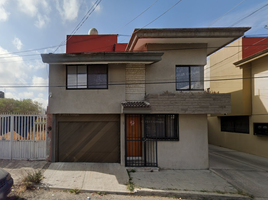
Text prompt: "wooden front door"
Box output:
[[126, 114, 142, 157]]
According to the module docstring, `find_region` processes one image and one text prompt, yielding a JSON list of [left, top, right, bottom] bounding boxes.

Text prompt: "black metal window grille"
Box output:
[[176, 66, 204, 90], [125, 114, 179, 167], [221, 116, 249, 134], [144, 114, 179, 140], [254, 123, 268, 136], [66, 64, 108, 89]]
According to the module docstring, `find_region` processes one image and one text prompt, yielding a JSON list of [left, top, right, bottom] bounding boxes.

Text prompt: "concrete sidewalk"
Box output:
[[3, 146, 263, 200], [130, 169, 249, 199], [209, 145, 268, 200], [42, 163, 129, 193], [0, 159, 48, 184]]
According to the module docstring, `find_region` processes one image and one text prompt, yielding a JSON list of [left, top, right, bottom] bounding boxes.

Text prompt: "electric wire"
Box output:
[[53, 0, 102, 53], [3, 41, 268, 61], [231, 2, 268, 26], [112, 0, 159, 34], [1, 75, 268, 88], [207, 0, 246, 27]]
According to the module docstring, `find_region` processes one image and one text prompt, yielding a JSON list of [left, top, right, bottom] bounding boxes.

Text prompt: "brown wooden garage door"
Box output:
[[58, 115, 120, 162]]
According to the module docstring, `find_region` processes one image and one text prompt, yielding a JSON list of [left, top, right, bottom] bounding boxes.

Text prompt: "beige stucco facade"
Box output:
[[48, 47, 213, 169], [43, 28, 250, 168], [48, 63, 126, 114], [158, 114, 208, 169], [208, 38, 268, 158]]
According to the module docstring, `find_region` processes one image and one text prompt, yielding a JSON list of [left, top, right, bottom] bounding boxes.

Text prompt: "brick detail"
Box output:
[[145, 92, 231, 114], [125, 64, 145, 101]]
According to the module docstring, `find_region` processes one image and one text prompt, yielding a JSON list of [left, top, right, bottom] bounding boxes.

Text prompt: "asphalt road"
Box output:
[[209, 145, 268, 200]]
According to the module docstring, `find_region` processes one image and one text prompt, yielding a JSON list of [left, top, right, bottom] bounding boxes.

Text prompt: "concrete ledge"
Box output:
[[135, 188, 252, 200], [39, 185, 132, 195], [126, 167, 159, 172]]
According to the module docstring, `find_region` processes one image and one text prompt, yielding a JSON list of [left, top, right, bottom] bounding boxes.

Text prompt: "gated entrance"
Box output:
[[125, 114, 157, 167], [0, 114, 46, 160]]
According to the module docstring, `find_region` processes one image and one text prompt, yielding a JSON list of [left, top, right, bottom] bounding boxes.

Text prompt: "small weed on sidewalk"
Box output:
[[69, 188, 80, 194], [126, 169, 135, 192], [22, 170, 43, 190]]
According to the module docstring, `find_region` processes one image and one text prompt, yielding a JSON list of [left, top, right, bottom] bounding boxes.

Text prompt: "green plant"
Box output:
[[127, 181, 135, 192], [97, 191, 106, 195], [69, 188, 80, 194], [126, 169, 135, 192], [22, 170, 43, 189]]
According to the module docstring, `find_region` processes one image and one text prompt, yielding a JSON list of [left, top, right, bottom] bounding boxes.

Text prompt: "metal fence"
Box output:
[[0, 114, 47, 160]]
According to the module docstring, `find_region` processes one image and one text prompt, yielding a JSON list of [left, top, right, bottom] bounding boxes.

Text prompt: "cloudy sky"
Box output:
[[0, 0, 268, 109]]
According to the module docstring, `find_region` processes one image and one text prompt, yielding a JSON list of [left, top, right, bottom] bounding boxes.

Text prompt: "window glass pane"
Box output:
[[221, 116, 249, 133], [234, 117, 249, 133], [145, 115, 165, 138], [221, 117, 234, 132], [77, 65, 87, 88], [88, 65, 107, 89], [67, 65, 77, 88], [190, 66, 204, 90], [166, 115, 176, 138], [176, 67, 189, 90]]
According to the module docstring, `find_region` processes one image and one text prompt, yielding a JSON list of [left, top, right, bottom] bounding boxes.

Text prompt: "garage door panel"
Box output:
[[58, 115, 120, 162]]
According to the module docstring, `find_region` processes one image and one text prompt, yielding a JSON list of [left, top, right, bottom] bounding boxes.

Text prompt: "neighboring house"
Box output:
[[41, 27, 249, 169], [208, 36, 268, 159]]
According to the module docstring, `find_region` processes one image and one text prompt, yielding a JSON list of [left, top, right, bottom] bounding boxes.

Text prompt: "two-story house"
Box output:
[[208, 36, 268, 158], [41, 27, 249, 169]]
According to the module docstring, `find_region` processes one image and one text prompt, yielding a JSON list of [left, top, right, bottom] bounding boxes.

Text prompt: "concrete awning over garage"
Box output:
[[125, 27, 251, 55]]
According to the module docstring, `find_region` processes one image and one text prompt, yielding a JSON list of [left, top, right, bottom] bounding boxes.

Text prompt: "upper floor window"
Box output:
[[176, 66, 204, 90], [67, 65, 108, 89]]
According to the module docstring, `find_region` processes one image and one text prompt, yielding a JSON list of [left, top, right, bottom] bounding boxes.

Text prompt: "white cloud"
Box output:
[[38, 93, 44, 98], [18, 91, 34, 98], [12, 37, 23, 50], [91, 0, 101, 13], [17, 0, 38, 17], [28, 60, 46, 70], [56, 0, 80, 21], [31, 76, 48, 91], [17, 0, 51, 28], [0, 0, 9, 21], [33, 97, 48, 109], [0, 46, 28, 86], [5, 92, 19, 100], [35, 14, 50, 29]]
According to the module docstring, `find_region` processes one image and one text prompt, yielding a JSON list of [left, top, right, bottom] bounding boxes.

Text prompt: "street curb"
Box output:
[[210, 168, 254, 199], [135, 188, 252, 200], [39, 185, 132, 195], [39, 185, 251, 200]]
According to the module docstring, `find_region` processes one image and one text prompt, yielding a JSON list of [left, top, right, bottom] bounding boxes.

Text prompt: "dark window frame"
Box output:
[[221, 116, 249, 134], [144, 114, 179, 141], [254, 123, 268, 136], [66, 64, 108, 90], [175, 65, 204, 91]]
